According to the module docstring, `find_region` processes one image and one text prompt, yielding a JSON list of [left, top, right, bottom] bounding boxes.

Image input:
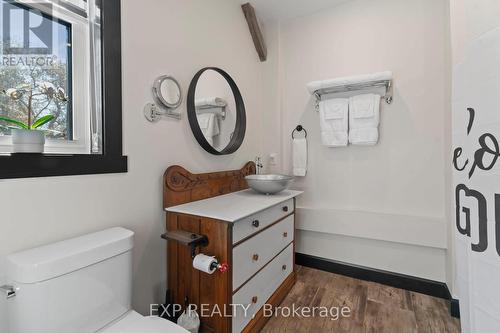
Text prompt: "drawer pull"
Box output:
[[251, 296, 258, 304], [282, 264, 287, 271], [252, 254, 259, 261], [252, 220, 260, 228], [283, 232, 288, 238], [282, 206, 289, 212]]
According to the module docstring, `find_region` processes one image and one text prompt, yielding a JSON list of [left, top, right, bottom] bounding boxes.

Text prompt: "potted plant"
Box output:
[[0, 81, 68, 153]]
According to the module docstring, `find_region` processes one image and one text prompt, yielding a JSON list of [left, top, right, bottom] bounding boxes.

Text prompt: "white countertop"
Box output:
[[165, 189, 303, 222]]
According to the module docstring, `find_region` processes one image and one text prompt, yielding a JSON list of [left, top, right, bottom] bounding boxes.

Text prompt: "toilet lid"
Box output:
[[101, 311, 189, 333]]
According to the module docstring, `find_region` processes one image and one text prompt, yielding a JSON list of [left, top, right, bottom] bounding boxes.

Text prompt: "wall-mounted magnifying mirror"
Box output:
[[144, 75, 182, 121], [187, 67, 246, 155], [154, 75, 182, 109]]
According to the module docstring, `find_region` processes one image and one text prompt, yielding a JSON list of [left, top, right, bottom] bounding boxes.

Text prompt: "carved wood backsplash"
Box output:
[[163, 161, 256, 208]]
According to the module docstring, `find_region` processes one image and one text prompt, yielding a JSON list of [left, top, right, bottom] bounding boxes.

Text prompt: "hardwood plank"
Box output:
[[364, 299, 418, 333], [411, 292, 449, 313], [367, 283, 414, 310], [326, 279, 368, 332], [411, 292, 461, 333], [298, 266, 335, 287], [262, 266, 460, 333], [260, 280, 311, 333]]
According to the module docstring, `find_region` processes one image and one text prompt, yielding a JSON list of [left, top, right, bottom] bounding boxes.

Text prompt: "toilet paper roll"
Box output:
[[193, 254, 218, 274]]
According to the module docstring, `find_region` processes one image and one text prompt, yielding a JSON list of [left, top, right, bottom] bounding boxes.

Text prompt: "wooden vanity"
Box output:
[[163, 162, 302, 332]]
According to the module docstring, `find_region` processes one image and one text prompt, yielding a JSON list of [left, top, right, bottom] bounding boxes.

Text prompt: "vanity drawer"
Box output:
[[233, 215, 294, 291], [232, 243, 293, 333], [233, 198, 294, 244]]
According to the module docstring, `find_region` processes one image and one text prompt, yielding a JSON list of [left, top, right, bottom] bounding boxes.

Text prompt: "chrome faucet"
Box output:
[[255, 157, 263, 175]]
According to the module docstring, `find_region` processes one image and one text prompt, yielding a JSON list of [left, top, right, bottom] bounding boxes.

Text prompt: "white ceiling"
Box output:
[[238, 0, 351, 21]]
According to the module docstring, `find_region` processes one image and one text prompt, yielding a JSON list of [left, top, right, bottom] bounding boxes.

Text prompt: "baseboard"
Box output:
[[450, 298, 460, 319], [296, 252, 454, 304]]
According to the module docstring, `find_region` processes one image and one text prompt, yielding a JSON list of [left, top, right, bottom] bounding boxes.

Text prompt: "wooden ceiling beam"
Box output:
[[241, 2, 267, 62]]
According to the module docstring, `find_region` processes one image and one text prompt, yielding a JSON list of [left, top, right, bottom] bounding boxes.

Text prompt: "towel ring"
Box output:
[[292, 125, 307, 139]]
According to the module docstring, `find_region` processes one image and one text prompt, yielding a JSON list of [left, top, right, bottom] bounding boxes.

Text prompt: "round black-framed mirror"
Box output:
[[187, 67, 246, 155]]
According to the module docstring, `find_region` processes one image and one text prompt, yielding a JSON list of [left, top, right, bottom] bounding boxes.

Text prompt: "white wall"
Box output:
[[278, 0, 451, 281], [0, 0, 273, 330], [260, 19, 283, 174]]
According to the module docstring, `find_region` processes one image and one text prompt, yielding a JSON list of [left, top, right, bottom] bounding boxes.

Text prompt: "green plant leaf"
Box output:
[[0, 116, 28, 129], [32, 115, 55, 129]]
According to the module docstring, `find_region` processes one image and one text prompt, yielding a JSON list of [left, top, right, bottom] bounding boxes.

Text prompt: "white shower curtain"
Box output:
[[452, 26, 500, 333]]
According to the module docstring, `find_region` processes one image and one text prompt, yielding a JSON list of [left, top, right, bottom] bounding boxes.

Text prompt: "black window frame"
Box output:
[[0, 0, 127, 179]]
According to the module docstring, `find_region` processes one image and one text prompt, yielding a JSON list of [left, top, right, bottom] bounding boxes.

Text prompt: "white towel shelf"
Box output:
[[195, 98, 227, 120], [314, 79, 392, 104], [308, 71, 394, 110]]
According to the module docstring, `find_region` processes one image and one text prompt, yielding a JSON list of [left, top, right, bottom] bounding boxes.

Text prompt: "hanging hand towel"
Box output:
[[348, 94, 380, 145], [319, 98, 349, 147], [197, 113, 219, 146], [293, 137, 307, 176]]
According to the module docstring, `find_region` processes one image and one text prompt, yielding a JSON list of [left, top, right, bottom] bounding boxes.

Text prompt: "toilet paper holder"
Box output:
[[161, 230, 209, 258]]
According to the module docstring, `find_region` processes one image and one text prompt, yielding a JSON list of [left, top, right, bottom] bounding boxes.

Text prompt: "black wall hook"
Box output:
[[292, 125, 307, 139]]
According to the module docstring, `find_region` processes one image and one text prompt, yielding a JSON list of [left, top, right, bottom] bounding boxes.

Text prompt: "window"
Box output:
[[0, 0, 126, 179], [0, 0, 100, 154]]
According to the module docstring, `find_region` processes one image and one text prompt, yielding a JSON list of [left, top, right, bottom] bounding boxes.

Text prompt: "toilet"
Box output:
[[5, 227, 188, 333]]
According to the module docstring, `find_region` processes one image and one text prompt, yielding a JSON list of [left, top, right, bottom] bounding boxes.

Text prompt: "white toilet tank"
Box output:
[[6, 227, 134, 333]]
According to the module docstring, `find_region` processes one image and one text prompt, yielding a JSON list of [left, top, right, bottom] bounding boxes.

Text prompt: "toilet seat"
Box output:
[[101, 311, 189, 333]]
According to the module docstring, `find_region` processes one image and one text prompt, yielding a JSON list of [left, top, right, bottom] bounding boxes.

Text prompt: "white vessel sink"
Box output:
[[245, 174, 294, 195]]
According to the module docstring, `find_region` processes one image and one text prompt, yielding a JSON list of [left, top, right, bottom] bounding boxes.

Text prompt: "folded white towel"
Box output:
[[319, 98, 349, 147], [293, 137, 307, 176], [195, 97, 227, 109], [348, 94, 380, 145], [197, 113, 219, 146], [196, 107, 225, 118], [307, 71, 393, 94]]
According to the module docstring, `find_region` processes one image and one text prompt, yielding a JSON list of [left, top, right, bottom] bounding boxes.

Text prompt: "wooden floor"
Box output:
[[261, 266, 460, 333]]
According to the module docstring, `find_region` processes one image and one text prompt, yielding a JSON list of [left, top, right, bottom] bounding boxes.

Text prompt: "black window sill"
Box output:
[[0, 154, 127, 179]]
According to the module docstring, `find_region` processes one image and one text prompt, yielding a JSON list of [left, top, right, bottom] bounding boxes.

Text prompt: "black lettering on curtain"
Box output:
[[455, 184, 488, 253]]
